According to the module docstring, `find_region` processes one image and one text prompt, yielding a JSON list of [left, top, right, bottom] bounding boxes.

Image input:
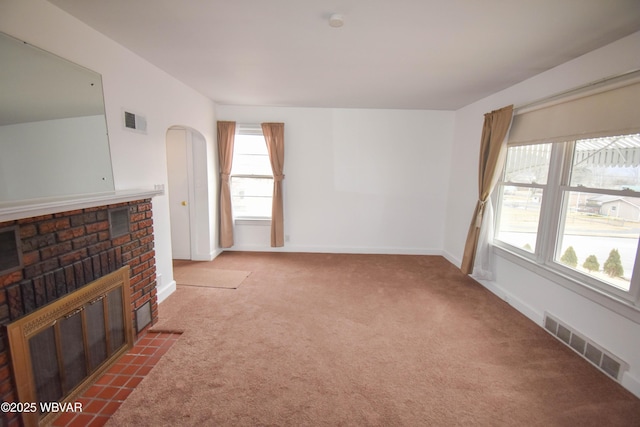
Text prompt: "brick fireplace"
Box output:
[[0, 198, 158, 427]]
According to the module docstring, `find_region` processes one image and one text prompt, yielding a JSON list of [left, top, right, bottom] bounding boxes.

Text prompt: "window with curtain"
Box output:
[[493, 72, 640, 305], [230, 126, 273, 220]]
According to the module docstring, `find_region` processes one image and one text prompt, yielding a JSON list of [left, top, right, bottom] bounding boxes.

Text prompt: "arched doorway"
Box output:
[[166, 126, 209, 260]]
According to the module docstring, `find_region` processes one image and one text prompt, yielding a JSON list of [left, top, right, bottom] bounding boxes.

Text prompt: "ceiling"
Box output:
[[48, 0, 640, 110]]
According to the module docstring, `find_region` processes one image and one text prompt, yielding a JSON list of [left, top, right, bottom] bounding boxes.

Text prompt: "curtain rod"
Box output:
[[514, 68, 640, 114]]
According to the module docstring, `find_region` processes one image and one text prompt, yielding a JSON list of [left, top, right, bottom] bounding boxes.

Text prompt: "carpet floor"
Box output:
[[107, 252, 640, 426]]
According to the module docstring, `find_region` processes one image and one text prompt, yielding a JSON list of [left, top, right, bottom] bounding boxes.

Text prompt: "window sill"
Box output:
[[493, 245, 640, 324], [234, 218, 271, 226]]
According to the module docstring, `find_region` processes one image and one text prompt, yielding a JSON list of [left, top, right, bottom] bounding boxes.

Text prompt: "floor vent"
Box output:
[[543, 313, 627, 382]]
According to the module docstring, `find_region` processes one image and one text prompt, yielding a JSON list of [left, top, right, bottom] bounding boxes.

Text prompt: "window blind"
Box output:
[[509, 72, 640, 145]]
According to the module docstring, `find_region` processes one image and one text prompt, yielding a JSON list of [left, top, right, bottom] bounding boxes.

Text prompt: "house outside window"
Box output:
[[494, 133, 640, 302], [230, 126, 273, 220]]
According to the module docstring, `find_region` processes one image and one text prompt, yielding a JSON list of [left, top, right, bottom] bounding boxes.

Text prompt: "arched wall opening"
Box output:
[[165, 125, 214, 261]]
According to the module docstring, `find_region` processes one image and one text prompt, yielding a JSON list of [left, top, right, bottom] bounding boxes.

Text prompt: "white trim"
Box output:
[[234, 218, 271, 226], [224, 244, 444, 255], [494, 245, 640, 324], [0, 186, 164, 222], [157, 278, 176, 304], [472, 275, 543, 325], [622, 371, 640, 399]]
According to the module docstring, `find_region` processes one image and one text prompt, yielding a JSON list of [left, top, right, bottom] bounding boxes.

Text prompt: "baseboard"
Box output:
[[157, 279, 176, 304], [191, 251, 216, 261], [225, 244, 444, 256], [622, 371, 640, 399], [441, 250, 462, 268], [213, 248, 224, 258], [473, 276, 543, 325]]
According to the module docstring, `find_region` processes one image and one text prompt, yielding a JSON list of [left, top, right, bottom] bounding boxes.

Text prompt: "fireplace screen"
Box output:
[[6, 267, 133, 425]]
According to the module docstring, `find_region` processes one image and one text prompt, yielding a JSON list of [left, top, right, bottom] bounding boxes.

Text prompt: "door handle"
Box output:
[[181, 201, 187, 206]]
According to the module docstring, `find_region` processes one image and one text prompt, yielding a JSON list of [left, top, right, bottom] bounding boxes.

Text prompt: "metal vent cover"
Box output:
[[123, 110, 147, 133], [544, 312, 627, 382], [109, 207, 130, 238], [0, 226, 23, 275]]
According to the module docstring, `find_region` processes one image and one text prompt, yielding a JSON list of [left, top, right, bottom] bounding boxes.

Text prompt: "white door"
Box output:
[[167, 129, 192, 259]]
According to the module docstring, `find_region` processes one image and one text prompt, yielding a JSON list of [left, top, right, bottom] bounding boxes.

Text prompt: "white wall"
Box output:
[[444, 31, 640, 397], [0, 0, 218, 302], [217, 106, 455, 254]]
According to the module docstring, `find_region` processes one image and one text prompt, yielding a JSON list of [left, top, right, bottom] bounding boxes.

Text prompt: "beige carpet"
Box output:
[[173, 260, 250, 289], [108, 252, 640, 426]]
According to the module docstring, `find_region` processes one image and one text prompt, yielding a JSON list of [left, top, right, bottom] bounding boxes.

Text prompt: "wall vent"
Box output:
[[0, 226, 23, 275], [109, 207, 130, 238], [543, 312, 627, 382], [123, 110, 147, 133], [136, 300, 152, 333]]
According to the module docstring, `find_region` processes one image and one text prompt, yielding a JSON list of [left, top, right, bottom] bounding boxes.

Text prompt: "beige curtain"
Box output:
[[217, 121, 236, 248], [460, 105, 513, 275], [261, 123, 285, 247]]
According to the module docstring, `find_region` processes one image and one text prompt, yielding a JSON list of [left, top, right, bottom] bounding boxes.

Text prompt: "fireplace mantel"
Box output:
[[0, 185, 164, 222]]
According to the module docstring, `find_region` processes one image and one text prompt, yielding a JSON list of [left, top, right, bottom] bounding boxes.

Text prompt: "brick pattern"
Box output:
[[0, 200, 158, 427]]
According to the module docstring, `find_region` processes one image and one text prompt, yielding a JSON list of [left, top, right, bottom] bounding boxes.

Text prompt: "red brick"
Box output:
[[73, 234, 99, 250], [0, 378, 12, 395], [17, 214, 52, 224], [85, 221, 109, 233], [133, 262, 149, 276], [21, 251, 40, 266], [19, 224, 37, 239], [56, 209, 83, 217], [0, 365, 9, 383], [58, 249, 88, 266], [57, 226, 85, 242], [40, 241, 72, 260], [87, 241, 111, 256], [140, 236, 153, 245], [0, 271, 23, 287], [130, 213, 146, 222], [112, 234, 131, 246], [7, 413, 20, 427], [140, 252, 154, 263], [38, 218, 70, 234], [108, 202, 128, 209], [132, 290, 143, 303], [138, 219, 153, 228]]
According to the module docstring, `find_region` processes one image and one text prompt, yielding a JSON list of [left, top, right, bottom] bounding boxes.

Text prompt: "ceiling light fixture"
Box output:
[[329, 14, 344, 28]]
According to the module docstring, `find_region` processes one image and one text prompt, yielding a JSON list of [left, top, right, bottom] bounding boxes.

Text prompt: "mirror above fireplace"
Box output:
[[0, 31, 115, 202]]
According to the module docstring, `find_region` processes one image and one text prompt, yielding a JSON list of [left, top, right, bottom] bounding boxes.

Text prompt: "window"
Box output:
[[230, 127, 272, 219], [495, 133, 640, 302]]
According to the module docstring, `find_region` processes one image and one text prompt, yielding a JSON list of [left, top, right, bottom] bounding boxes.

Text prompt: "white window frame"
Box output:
[[230, 125, 273, 223], [493, 136, 640, 321]]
